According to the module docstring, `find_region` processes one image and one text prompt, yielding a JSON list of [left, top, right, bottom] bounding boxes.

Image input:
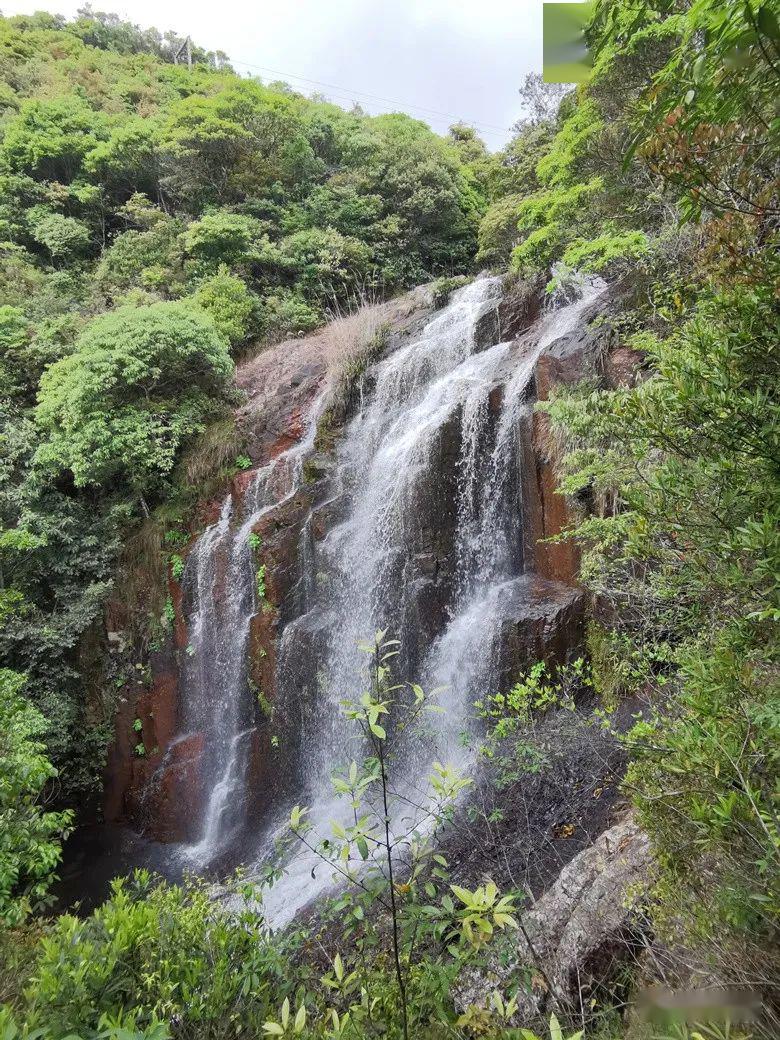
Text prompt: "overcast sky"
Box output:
[[4, 0, 543, 148]]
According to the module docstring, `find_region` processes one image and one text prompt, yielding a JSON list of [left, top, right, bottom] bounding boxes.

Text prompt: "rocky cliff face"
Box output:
[[84, 273, 660, 1014], [102, 288, 436, 841]]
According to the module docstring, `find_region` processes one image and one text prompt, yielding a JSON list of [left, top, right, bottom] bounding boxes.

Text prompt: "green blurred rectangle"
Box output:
[[543, 2, 594, 83]]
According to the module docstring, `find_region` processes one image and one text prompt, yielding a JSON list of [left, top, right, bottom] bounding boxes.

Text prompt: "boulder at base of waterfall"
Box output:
[[454, 815, 653, 1025], [497, 575, 586, 686]]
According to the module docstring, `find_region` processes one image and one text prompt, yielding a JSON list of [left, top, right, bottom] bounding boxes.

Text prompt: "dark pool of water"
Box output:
[[53, 824, 188, 915]]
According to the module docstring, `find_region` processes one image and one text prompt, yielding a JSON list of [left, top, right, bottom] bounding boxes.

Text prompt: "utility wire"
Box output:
[[227, 55, 514, 140]]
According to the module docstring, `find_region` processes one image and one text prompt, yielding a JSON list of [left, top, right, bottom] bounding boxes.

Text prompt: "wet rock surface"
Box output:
[[497, 575, 586, 687], [523, 304, 615, 586]]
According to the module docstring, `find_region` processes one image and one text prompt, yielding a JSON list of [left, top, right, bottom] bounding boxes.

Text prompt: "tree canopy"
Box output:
[[36, 302, 235, 494]]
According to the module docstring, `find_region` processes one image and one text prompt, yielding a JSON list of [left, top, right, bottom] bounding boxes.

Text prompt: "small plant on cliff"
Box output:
[[169, 553, 184, 581], [477, 658, 588, 739], [430, 274, 469, 309], [235, 454, 252, 471], [250, 681, 273, 719], [473, 659, 598, 799], [256, 564, 267, 601]]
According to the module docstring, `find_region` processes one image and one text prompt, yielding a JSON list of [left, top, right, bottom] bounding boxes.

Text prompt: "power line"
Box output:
[[226, 56, 513, 140]]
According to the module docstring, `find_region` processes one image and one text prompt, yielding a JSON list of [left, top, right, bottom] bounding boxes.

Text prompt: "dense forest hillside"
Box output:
[[1, 2, 779, 1039]]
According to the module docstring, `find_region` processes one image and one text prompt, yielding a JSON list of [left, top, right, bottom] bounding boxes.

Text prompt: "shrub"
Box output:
[[28, 210, 91, 263], [182, 212, 259, 263], [23, 872, 292, 1037], [192, 265, 254, 347], [259, 290, 321, 342], [542, 283, 780, 968], [0, 669, 73, 926], [36, 302, 234, 500]]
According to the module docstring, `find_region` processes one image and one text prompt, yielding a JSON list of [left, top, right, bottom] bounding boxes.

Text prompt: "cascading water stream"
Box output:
[[252, 275, 606, 925], [178, 402, 324, 866]]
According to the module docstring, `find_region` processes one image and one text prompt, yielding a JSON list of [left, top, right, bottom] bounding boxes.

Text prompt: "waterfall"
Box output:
[[257, 275, 605, 924], [176, 273, 604, 918], [178, 403, 323, 866]]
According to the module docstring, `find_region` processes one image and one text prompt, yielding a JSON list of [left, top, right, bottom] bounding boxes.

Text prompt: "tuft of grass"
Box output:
[[119, 517, 167, 638], [315, 302, 391, 450], [176, 418, 246, 491], [326, 302, 387, 396]]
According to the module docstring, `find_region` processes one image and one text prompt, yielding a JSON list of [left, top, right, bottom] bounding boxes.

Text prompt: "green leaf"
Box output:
[[293, 1004, 307, 1033], [450, 884, 474, 906]]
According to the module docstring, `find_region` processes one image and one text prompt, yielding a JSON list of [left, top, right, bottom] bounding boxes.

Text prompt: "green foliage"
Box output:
[[475, 659, 593, 791], [0, 668, 72, 926], [36, 302, 234, 494], [192, 266, 254, 347], [0, 1005, 171, 1040], [28, 210, 91, 264], [1, 96, 108, 182], [476, 194, 527, 268], [256, 563, 267, 601], [21, 871, 293, 1037], [0, 390, 126, 799], [284, 635, 523, 1040], [542, 270, 780, 957], [430, 275, 470, 308], [258, 291, 321, 342], [0, 307, 31, 400], [478, 660, 586, 739], [560, 228, 649, 275], [94, 221, 183, 302], [475, 0, 780, 985], [183, 212, 260, 263]]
